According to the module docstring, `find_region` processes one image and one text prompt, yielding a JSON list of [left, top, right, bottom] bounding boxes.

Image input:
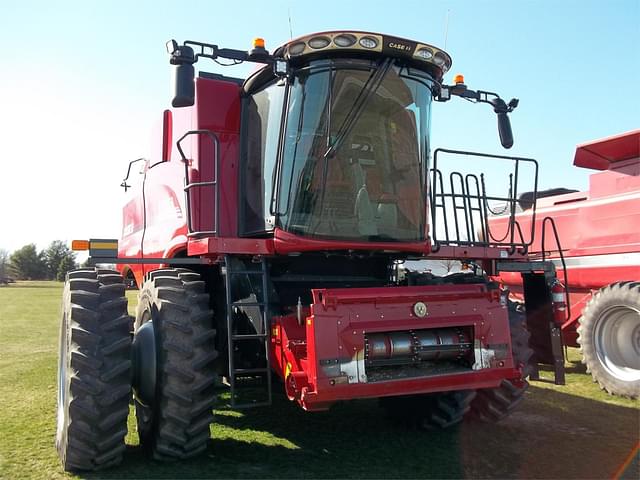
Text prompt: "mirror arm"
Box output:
[[436, 83, 519, 149], [167, 39, 276, 66], [166, 39, 288, 108], [437, 83, 518, 112]]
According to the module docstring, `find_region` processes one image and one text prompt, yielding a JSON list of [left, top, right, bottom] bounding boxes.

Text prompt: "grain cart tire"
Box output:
[[56, 268, 132, 471], [133, 268, 217, 460], [469, 302, 534, 422], [577, 282, 640, 398], [380, 390, 476, 429]]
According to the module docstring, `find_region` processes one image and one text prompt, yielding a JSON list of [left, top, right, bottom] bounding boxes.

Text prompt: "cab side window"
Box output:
[[241, 82, 285, 234]]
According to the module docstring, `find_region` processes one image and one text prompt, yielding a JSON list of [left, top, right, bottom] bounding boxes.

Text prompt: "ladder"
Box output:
[[223, 255, 272, 408]]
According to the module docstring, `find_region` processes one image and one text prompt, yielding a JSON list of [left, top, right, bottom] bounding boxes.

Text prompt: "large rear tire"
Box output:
[[469, 302, 534, 422], [577, 282, 640, 399], [133, 268, 218, 460], [56, 268, 132, 471]]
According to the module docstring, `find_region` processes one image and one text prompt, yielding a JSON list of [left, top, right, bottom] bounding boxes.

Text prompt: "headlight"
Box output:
[[308, 36, 331, 49], [433, 51, 447, 66], [359, 36, 378, 49], [288, 42, 306, 55], [334, 34, 357, 47], [415, 48, 433, 60]]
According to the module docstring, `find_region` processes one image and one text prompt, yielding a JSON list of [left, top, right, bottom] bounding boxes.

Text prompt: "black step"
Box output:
[[232, 333, 268, 340], [233, 367, 270, 375]]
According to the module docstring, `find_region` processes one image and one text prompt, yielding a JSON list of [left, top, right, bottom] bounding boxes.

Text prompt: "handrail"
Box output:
[[430, 148, 539, 252], [176, 130, 220, 237], [541, 216, 571, 322]]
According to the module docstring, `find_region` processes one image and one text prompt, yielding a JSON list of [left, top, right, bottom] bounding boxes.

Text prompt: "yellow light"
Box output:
[[454, 74, 465, 85], [71, 240, 89, 251], [253, 37, 265, 49]]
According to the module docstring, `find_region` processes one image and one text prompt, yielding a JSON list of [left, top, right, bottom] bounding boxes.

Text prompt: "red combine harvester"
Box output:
[[490, 130, 640, 398], [56, 31, 566, 471]]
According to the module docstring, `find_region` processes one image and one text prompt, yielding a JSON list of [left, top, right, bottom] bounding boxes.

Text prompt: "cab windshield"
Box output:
[[277, 58, 433, 242]]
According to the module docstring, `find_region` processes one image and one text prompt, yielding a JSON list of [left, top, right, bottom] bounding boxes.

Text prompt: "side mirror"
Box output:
[[497, 112, 513, 149], [172, 63, 195, 107], [490, 97, 515, 149], [168, 43, 196, 108]]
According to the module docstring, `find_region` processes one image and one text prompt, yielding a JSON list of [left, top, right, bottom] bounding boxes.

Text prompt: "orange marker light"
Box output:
[[253, 37, 265, 49], [454, 74, 465, 85], [71, 240, 89, 251]]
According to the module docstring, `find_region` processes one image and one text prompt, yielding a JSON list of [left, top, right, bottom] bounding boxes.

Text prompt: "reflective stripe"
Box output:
[[551, 252, 640, 269], [91, 241, 118, 249]]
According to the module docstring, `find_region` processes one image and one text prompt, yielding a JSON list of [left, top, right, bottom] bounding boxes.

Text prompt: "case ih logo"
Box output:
[[387, 42, 412, 52]]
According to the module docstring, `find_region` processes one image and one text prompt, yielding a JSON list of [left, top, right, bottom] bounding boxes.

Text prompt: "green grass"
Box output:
[[0, 281, 638, 479]]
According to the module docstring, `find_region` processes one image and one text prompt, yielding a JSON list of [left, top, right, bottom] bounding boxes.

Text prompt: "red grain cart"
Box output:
[[55, 32, 566, 471], [491, 130, 640, 398]]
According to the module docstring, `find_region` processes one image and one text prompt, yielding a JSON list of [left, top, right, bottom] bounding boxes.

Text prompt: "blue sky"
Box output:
[[1, 0, 638, 252]]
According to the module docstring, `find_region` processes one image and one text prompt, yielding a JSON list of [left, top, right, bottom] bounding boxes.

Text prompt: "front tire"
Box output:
[[133, 268, 218, 460], [469, 302, 534, 422], [380, 390, 476, 429], [56, 268, 132, 471], [577, 282, 640, 398]]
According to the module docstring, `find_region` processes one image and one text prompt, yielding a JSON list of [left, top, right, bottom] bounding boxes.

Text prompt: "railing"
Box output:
[[540, 216, 571, 322], [176, 130, 220, 237], [430, 148, 539, 253]]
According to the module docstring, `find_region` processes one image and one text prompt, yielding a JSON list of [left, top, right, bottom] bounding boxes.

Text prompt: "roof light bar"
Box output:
[[280, 31, 452, 77]]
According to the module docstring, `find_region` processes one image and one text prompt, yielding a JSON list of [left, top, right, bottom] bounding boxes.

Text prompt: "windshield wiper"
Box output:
[[323, 58, 394, 159]]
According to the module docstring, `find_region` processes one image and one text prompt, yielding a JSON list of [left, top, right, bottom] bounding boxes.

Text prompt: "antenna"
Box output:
[[444, 9, 450, 50], [288, 8, 293, 39]]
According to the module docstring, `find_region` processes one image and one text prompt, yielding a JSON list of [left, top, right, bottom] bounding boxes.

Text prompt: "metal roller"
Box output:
[[367, 332, 413, 359], [414, 329, 471, 361], [366, 328, 471, 362]]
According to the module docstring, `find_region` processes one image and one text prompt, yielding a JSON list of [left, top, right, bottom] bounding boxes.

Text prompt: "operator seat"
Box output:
[[349, 135, 399, 237]]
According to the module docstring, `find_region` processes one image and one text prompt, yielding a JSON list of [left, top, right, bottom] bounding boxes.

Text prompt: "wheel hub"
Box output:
[[594, 305, 640, 382], [56, 310, 69, 443], [132, 321, 157, 406]]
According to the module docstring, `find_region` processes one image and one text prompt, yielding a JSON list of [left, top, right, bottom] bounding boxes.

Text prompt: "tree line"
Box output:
[[0, 241, 78, 282]]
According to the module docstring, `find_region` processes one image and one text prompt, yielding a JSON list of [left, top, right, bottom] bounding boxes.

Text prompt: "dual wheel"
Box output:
[[56, 268, 217, 471]]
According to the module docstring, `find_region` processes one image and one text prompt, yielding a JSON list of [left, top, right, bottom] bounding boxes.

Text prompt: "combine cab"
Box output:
[[491, 130, 640, 398], [55, 31, 564, 471]]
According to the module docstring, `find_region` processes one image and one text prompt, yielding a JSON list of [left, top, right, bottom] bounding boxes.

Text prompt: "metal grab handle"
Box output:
[[541, 216, 571, 322], [177, 130, 220, 236]]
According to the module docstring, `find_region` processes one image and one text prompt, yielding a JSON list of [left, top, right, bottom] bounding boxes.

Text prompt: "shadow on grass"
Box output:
[[537, 361, 588, 375], [79, 386, 639, 480]]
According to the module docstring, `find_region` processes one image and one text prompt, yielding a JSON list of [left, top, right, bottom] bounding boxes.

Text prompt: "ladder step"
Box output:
[[232, 333, 268, 340], [233, 368, 270, 375], [224, 254, 272, 408], [232, 400, 271, 408]]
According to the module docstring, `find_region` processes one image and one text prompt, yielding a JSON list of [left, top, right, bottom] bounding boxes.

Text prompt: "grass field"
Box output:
[[0, 281, 638, 479]]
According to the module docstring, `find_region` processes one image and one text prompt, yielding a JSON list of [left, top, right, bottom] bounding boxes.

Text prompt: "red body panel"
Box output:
[[271, 284, 521, 411], [491, 131, 640, 346], [117, 77, 242, 284]]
